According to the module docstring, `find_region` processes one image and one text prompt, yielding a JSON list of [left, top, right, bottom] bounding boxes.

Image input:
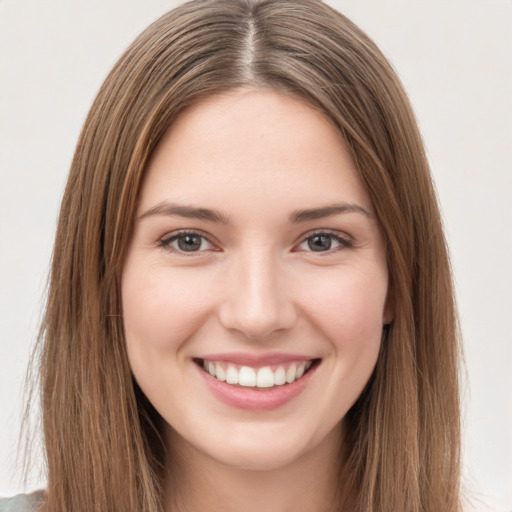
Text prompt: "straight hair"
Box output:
[[34, 1, 461, 510]]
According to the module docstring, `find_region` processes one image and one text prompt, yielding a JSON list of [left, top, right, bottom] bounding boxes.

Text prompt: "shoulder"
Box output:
[[0, 492, 45, 512]]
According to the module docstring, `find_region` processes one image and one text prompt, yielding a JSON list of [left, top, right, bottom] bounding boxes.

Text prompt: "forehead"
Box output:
[[139, 88, 372, 215]]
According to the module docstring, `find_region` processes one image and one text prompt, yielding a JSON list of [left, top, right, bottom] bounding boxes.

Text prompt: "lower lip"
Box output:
[[196, 361, 318, 411]]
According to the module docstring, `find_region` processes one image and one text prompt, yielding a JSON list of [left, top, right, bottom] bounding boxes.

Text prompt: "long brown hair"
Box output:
[[35, 1, 461, 510]]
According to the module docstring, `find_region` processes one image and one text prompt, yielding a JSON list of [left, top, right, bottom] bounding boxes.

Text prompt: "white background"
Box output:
[[1, 0, 511, 509]]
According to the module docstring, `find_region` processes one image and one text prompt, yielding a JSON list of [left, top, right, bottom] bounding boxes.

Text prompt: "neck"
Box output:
[[164, 426, 343, 512]]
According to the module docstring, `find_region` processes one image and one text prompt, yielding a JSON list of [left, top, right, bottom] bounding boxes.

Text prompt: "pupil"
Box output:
[[308, 235, 331, 251], [178, 234, 202, 251]]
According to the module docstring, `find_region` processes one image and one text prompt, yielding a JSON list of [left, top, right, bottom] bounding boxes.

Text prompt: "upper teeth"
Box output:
[[202, 360, 313, 388]]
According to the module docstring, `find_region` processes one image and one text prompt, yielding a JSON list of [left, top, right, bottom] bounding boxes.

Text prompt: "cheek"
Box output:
[[300, 267, 387, 353], [121, 265, 213, 356], [121, 264, 215, 419]]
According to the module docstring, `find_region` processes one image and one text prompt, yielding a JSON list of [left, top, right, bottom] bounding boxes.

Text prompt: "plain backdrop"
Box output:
[[1, 0, 511, 510]]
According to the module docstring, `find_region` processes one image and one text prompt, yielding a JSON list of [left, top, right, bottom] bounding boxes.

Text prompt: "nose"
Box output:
[[218, 248, 298, 341]]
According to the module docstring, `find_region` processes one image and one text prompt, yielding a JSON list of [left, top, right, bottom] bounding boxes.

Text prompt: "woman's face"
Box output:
[[122, 88, 391, 471]]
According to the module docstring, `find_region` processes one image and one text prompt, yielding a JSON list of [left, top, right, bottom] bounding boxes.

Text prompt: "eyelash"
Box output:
[[157, 230, 217, 254], [294, 230, 353, 254], [157, 229, 353, 255]]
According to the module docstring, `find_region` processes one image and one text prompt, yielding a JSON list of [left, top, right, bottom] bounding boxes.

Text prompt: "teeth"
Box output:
[[226, 364, 239, 384], [239, 366, 256, 386], [286, 363, 296, 383], [296, 362, 306, 379], [215, 363, 226, 382], [274, 366, 286, 385], [202, 360, 314, 388], [256, 367, 275, 388]]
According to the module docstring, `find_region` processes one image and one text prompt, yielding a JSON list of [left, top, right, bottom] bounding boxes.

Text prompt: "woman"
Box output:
[[4, 0, 462, 510]]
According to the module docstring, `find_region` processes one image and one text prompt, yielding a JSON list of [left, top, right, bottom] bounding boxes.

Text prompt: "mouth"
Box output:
[[193, 357, 321, 390]]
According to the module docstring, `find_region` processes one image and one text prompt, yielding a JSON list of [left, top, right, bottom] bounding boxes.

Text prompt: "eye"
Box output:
[[159, 231, 216, 253], [295, 232, 352, 253]]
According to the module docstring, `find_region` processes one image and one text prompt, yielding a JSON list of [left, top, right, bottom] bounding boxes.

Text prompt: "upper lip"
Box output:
[[196, 352, 318, 367]]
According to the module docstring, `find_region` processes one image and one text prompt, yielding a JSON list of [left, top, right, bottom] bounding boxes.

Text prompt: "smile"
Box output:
[[199, 359, 316, 388], [193, 354, 321, 410]]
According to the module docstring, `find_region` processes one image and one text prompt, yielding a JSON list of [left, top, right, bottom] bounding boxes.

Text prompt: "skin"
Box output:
[[122, 88, 392, 512]]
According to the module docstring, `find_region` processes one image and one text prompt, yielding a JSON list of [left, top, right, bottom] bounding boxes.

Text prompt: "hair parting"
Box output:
[[29, 1, 461, 511]]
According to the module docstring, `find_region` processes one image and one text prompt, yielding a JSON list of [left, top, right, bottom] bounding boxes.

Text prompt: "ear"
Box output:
[[383, 284, 394, 325]]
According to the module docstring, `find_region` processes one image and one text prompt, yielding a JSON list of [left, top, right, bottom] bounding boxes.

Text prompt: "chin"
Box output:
[[212, 443, 306, 472], [177, 420, 342, 473], [204, 451, 306, 474]]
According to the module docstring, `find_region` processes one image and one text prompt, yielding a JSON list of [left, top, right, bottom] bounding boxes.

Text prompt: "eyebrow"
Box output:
[[288, 203, 372, 223], [138, 202, 231, 224], [138, 201, 371, 224]]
